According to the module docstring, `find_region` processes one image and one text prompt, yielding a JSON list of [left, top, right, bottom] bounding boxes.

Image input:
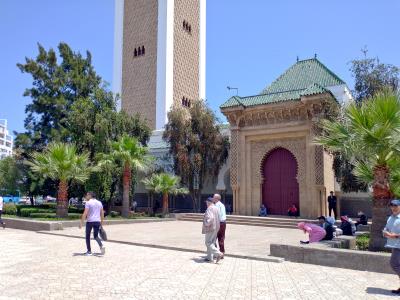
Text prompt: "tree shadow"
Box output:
[[366, 287, 395, 297]]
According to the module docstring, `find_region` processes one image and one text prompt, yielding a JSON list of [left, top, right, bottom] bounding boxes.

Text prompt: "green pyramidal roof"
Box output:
[[220, 58, 345, 109]]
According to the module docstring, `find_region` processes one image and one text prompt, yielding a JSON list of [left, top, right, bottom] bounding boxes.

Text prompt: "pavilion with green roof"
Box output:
[[220, 58, 352, 218]]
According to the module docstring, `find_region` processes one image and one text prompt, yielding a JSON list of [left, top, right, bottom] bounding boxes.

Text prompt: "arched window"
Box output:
[[188, 25, 191, 33], [142, 46, 145, 55], [188, 100, 191, 107], [134, 48, 137, 57], [138, 47, 142, 56], [183, 20, 186, 28]]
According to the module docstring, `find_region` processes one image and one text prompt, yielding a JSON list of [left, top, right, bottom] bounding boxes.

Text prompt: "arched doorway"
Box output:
[[262, 148, 299, 215]]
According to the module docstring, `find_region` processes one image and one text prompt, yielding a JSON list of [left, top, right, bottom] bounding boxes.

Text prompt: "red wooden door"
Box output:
[[262, 148, 299, 215]]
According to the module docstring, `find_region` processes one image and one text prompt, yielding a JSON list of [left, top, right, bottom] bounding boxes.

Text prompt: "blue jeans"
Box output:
[[85, 222, 103, 252]]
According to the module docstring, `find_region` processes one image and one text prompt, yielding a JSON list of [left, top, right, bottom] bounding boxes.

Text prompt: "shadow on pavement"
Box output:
[[191, 257, 209, 264], [366, 287, 394, 296], [72, 252, 103, 257]]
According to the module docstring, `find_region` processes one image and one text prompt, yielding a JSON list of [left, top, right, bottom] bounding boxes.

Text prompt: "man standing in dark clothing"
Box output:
[[327, 191, 337, 218]]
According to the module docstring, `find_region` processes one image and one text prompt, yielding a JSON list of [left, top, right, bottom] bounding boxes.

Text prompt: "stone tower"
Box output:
[[113, 0, 206, 130]]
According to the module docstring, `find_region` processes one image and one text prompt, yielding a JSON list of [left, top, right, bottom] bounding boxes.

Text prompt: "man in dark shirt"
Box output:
[[327, 191, 337, 219]]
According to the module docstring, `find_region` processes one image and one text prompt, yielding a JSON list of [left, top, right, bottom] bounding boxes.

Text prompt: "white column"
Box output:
[[156, 0, 175, 130], [199, 0, 206, 100], [112, 0, 124, 111]]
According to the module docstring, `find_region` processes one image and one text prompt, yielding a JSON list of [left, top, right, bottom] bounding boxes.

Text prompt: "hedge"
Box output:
[[2, 203, 17, 215], [16, 204, 57, 215], [20, 208, 40, 217], [29, 213, 81, 219]]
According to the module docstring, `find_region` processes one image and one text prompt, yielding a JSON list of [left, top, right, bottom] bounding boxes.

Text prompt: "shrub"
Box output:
[[16, 203, 57, 215], [29, 213, 81, 219], [20, 208, 40, 217], [40, 203, 57, 209], [110, 211, 120, 218], [356, 233, 370, 251], [68, 206, 84, 214], [3, 203, 17, 215]]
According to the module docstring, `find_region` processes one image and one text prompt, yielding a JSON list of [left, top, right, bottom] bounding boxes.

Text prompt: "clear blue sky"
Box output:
[[1, 0, 400, 134]]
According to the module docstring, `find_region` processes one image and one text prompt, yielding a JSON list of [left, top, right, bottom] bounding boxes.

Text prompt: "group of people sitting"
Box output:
[[297, 211, 369, 244]]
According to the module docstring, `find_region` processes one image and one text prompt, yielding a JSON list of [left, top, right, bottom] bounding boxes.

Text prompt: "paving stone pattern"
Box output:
[[0, 224, 397, 299]]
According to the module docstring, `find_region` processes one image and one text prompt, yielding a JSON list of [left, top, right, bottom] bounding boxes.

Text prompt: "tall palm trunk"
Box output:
[[162, 192, 169, 215], [122, 163, 131, 218], [56, 180, 69, 218], [369, 165, 392, 251]]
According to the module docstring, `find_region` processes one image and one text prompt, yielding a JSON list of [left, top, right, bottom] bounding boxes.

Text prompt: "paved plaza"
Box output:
[[48, 221, 309, 259], [0, 221, 398, 299]]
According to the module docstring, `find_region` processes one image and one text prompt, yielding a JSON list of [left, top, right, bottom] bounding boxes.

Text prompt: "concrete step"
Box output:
[[177, 213, 309, 229], [180, 216, 299, 225]]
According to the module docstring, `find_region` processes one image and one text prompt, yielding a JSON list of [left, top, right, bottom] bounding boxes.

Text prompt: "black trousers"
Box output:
[[85, 222, 103, 252], [0, 210, 4, 224], [328, 205, 337, 218]]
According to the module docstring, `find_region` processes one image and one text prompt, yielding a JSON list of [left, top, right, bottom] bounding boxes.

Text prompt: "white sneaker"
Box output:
[[100, 246, 106, 255], [84, 251, 92, 256]]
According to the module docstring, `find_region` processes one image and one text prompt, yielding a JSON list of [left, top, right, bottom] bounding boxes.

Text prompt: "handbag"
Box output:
[[99, 226, 108, 241]]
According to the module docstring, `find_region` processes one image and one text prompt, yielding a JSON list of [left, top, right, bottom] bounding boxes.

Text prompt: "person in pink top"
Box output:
[[298, 222, 326, 244]]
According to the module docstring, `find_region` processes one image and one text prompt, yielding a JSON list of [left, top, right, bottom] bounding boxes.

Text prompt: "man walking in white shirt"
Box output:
[[213, 194, 226, 258], [0, 196, 5, 229], [80, 192, 105, 256]]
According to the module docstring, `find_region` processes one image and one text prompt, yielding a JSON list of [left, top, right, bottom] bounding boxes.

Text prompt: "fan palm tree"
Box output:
[[101, 135, 153, 217], [28, 143, 92, 217], [144, 173, 188, 215], [142, 174, 161, 214], [316, 90, 400, 250]]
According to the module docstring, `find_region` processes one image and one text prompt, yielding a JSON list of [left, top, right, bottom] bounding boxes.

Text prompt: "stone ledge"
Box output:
[[270, 243, 394, 274], [3, 217, 175, 231]]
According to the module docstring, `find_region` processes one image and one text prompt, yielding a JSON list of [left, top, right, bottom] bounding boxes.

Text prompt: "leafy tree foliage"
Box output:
[[14, 43, 150, 201], [316, 91, 400, 250], [98, 135, 153, 217], [143, 173, 188, 215], [350, 52, 399, 102], [0, 156, 24, 195], [163, 101, 229, 212], [28, 143, 94, 217], [334, 52, 400, 192]]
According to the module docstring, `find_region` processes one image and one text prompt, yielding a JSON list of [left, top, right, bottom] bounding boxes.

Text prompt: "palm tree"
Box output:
[[101, 135, 153, 217], [142, 174, 160, 215], [144, 173, 188, 215], [316, 90, 400, 250], [28, 143, 92, 218]]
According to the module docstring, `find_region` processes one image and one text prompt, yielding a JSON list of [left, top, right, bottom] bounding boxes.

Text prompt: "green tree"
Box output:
[[334, 52, 400, 192], [99, 135, 153, 217], [142, 173, 160, 214], [0, 156, 24, 196], [163, 101, 229, 212], [14, 42, 150, 201], [143, 173, 188, 215], [27, 143, 93, 217], [350, 51, 399, 102], [316, 90, 400, 250]]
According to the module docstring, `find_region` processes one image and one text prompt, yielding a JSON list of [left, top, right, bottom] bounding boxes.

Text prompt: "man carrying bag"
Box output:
[[80, 192, 106, 256]]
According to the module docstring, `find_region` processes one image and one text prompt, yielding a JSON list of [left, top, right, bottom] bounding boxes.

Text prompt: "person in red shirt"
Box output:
[[288, 204, 299, 217]]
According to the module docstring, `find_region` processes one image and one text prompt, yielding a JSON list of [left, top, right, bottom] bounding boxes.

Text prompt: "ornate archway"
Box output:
[[261, 147, 299, 215]]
